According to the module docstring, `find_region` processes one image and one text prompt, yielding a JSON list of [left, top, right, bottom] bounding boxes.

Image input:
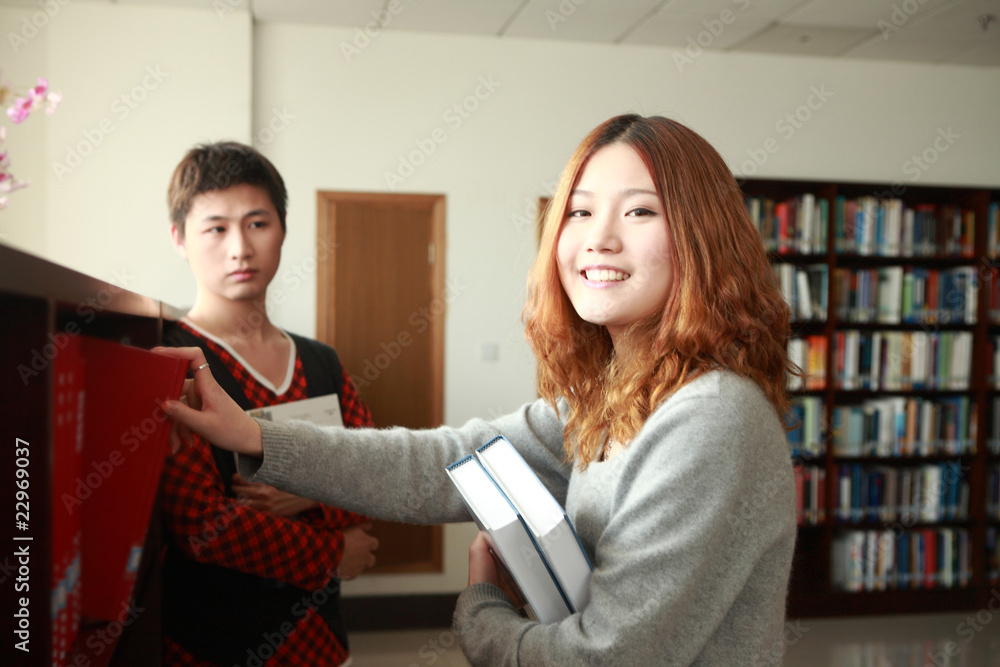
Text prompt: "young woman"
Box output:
[[159, 115, 797, 665]]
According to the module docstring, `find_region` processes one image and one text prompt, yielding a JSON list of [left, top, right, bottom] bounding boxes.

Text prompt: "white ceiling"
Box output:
[[3, 0, 999, 66]]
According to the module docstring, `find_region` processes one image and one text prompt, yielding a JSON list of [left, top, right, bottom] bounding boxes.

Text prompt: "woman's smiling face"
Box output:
[[556, 142, 674, 344]]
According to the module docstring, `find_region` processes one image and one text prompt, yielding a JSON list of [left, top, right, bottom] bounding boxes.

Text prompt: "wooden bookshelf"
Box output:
[[743, 179, 1000, 618], [0, 244, 180, 666]]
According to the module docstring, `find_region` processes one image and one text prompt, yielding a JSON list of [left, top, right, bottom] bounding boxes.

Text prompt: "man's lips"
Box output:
[[229, 269, 258, 281]]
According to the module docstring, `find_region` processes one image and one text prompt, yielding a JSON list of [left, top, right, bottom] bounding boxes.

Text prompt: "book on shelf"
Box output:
[[834, 463, 968, 524], [775, 263, 828, 321], [446, 436, 593, 623], [77, 336, 188, 622], [748, 193, 827, 255], [832, 527, 971, 592], [833, 330, 972, 391], [51, 334, 84, 666], [834, 197, 975, 258], [830, 396, 975, 458]]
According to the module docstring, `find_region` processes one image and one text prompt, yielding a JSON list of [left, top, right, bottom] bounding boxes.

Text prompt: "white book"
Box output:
[[920, 465, 942, 523], [796, 268, 813, 320], [788, 338, 805, 391], [445, 455, 572, 623], [475, 436, 593, 615], [799, 193, 815, 253]]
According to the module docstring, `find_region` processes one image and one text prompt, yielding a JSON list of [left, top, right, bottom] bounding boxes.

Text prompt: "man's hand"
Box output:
[[336, 523, 379, 580], [153, 346, 263, 457], [232, 473, 320, 517]]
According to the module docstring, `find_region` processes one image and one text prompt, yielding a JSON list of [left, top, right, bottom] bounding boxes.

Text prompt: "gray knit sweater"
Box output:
[[240, 370, 796, 666]]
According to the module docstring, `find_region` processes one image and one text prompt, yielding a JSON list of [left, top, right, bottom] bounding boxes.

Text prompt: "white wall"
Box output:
[[1, 2, 998, 597], [1, 5, 48, 253], [0, 1, 252, 298]]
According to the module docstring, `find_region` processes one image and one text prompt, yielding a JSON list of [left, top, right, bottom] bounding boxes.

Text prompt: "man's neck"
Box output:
[[185, 293, 277, 346]]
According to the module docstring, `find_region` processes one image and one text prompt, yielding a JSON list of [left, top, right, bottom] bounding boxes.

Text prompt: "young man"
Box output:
[[160, 141, 379, 666]]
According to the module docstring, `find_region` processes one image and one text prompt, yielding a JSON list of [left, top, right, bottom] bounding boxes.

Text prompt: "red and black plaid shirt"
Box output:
[[162, 322, 372, 666]]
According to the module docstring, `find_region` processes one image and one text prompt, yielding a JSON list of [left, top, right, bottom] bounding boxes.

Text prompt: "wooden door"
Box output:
[[316, 192, 445, 574]]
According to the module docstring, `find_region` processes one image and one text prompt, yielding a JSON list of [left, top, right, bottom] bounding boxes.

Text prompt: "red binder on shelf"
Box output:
[[51, 334, 84, 666], [78, 336, 187, 622]]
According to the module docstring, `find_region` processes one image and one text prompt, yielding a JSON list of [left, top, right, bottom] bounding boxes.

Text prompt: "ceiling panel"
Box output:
[[732, 23, 876, 57], [386, 0, 525, 36], [251, 0, 386, 26], [504, 0, 662, 42], [663, 0, 807, 20], [781, 0, 957, 29], [627, 12, 775, 50], [0, 0, 995, 66]]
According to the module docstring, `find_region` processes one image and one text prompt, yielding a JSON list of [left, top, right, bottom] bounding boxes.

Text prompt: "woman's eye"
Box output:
[[626, 207, 655, 217], [566, 209, 590, 218]]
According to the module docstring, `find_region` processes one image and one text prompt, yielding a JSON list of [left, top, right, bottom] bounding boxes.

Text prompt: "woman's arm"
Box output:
[[157, 345, 572, 525], [238, 397, 570, 525]]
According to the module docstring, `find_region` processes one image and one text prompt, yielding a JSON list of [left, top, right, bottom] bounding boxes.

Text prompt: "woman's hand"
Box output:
[[153, 346, 263, 457], [336, 522, 379, 580], [468, 531, 526, 609]]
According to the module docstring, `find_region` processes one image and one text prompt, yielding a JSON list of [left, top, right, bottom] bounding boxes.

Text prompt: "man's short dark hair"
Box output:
[[167, 141, 288, 238]]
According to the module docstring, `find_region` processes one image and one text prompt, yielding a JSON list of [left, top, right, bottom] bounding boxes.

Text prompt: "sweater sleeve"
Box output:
[[454, 375, 796, 666], [162, 435, 348, 590], [237, 397, 572, 524]]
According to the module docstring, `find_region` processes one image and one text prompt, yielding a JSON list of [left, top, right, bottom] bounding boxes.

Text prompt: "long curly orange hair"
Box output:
[[524, 115, 794, 468]]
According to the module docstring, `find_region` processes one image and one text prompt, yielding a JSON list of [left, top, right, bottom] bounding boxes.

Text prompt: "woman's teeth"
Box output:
[[584, 269, 629, 282]]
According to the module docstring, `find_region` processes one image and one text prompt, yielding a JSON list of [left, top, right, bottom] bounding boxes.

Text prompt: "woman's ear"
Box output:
[[169, 223, 187, 259]]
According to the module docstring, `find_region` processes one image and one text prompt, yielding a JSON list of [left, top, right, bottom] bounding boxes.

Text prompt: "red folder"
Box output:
[[51, 334, 84, 665], [78, 337, 187, 622]]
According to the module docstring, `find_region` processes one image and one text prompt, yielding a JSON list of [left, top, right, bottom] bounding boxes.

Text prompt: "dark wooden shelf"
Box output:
[[0, 244, 172, 666], [746, 179, 1000, 619]]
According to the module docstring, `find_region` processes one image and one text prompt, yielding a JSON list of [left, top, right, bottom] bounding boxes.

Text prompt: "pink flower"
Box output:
[[7, 97, 31, 124], [1, 74, 57, 211], [46, 91, 62, 114]]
